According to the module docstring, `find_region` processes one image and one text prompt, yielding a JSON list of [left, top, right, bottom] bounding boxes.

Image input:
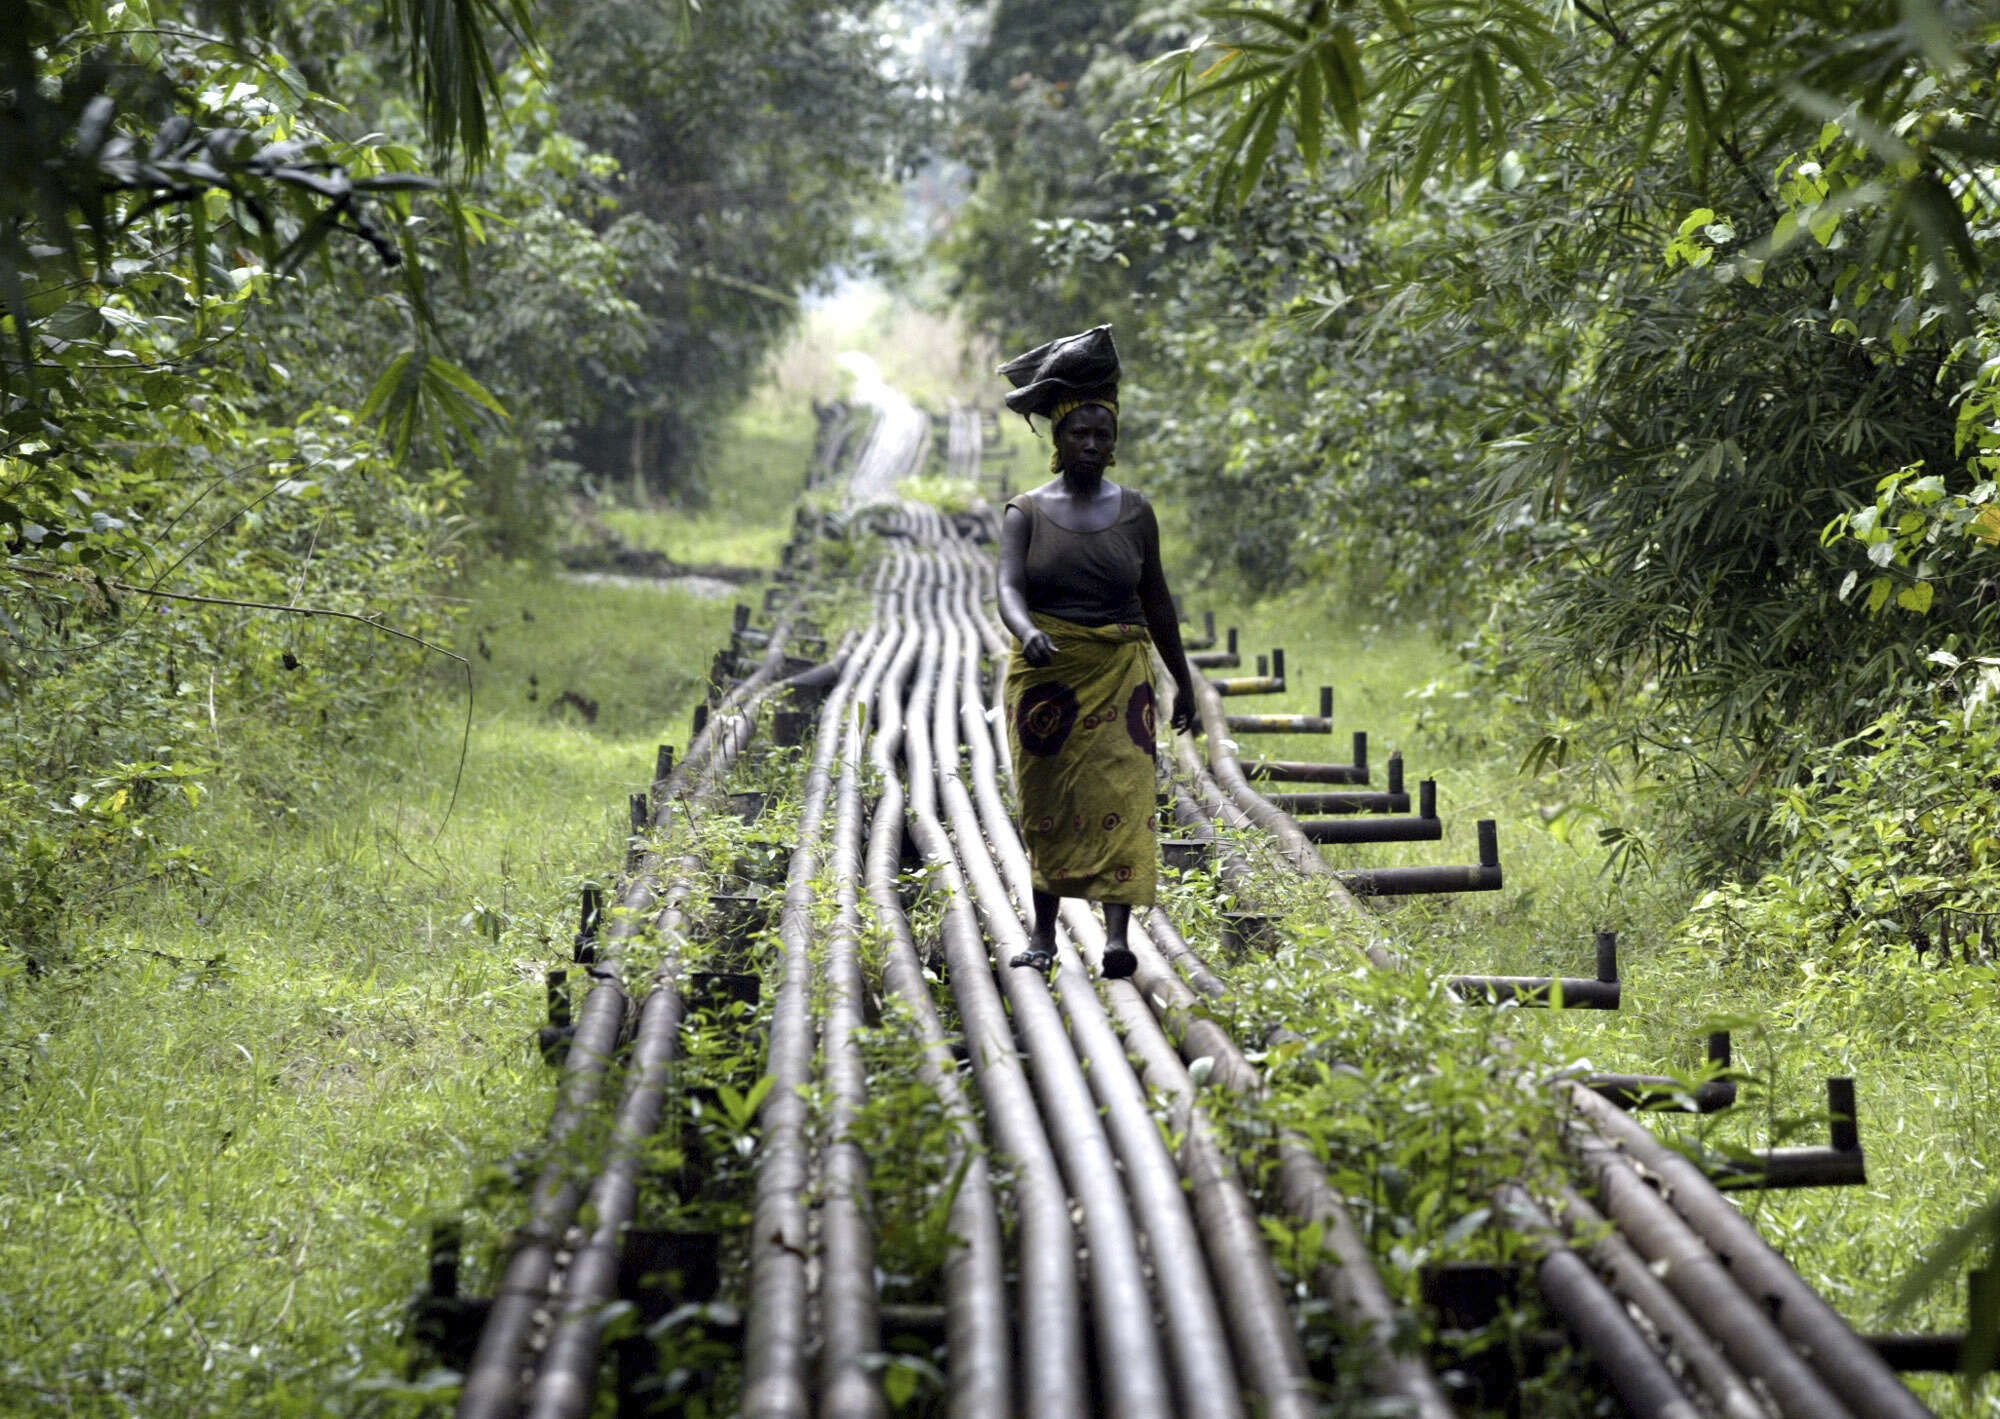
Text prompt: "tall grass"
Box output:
[[589, 399, 816, 570], [0, 549, 744, 1412], [1183, 582, 2000, 1410]]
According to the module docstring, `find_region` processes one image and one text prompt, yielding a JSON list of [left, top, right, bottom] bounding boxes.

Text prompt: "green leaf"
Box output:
[[1486, 30, 1551, 98], [1295, 54, 1325, 171], [1236, 87, 1289, 206], [424, 356, 509, 418], [1928, 124, 2000, 162], [1475, 46, 1506, 147], [1635, 51, 1679, 162], [358, 350, 416, 423], [1440, 1205, 1491, 1247], [1902, 171, 1979, 277], [1896, 581, 1934, 613], [1891, 1190, 2000, 1327], [1326, 24, 1365, 137], [1201, 5, 1310, 43], [1682, 48, 1711, 183], [1401, 109, 1450, 212]]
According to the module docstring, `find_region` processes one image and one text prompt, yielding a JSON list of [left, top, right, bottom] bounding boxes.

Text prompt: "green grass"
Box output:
[[1182, 584, 2000, 1410], [589, 398, 815, 569], [0, 544, 759, 1410]]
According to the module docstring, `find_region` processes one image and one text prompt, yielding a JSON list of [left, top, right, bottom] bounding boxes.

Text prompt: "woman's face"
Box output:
[[1055, 404, 1117, 478]]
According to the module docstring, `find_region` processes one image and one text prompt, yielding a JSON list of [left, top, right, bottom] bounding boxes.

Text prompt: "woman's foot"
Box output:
[[1102, 946, 1137, 979], [1011, 942, 1056, 971]]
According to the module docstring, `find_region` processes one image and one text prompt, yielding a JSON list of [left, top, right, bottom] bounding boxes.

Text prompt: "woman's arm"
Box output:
[[1135, 500, 1199, 734], [997, 504, 1055, 666]]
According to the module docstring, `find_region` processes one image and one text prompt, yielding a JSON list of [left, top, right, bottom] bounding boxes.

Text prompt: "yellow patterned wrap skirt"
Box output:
[[1006, 612, 1158, 905]]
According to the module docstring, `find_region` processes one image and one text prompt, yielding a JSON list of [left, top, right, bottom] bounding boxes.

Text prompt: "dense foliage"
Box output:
[[946, 0, 2000, 874], [1, 0, 918, 963], [943, 0, 2000, 1345]]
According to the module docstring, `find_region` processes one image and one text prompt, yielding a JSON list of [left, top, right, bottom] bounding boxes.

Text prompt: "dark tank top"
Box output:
[[1008, 487, 1149, 626]]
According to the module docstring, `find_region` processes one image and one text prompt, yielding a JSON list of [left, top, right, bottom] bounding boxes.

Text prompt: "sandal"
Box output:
[[1011, 944, 1056, 971], [1101, 947, 1137, 980]]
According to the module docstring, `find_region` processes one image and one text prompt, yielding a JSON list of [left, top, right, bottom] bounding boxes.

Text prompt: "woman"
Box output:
[[994, 326, 1199, 978]]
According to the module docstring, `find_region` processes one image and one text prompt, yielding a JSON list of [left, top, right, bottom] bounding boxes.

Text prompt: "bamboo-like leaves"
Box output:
[[384, 0, 542, 170], [1160, 3, 1374, 205], [1149, 0, 2000, 346], [1161, 0, 1577, 206], [359, 347, 510, 465]]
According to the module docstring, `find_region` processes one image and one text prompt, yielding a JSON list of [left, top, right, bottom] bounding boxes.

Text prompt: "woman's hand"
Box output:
[[1170, 673, 1199, 734], [1021, 629, 1057, 666]]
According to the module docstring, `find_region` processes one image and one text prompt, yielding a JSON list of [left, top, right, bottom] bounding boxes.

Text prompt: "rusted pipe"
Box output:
[[902, 570, 1086, 1419], [925, 559, 1175, 1419], [820, 575, 907, 1418], [1564, 1084, 1926, 1418], [459, 617, 792, 1419], [525, 873, 696, 1419], [935, 566, 1245, 1419], [741, 624, 881, 1419], [961, 552, 1456, 1419], [1552, 1188, 1772, 1419], [863, 554, 1010, 1419], [1247, 732, 1369, 783], [1495, 1186, 1706, 1419]]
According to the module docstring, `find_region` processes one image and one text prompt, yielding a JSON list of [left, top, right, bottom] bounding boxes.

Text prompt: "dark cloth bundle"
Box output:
[[998, 324, 1120, 420]]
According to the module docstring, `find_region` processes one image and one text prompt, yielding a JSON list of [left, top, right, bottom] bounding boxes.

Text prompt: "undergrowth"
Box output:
[[1184, 583, 2000, 1412], [0, 551, 739, 1413]]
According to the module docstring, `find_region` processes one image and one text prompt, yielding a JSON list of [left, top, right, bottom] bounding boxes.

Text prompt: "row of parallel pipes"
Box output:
[[450, 388, 1938, 1419]]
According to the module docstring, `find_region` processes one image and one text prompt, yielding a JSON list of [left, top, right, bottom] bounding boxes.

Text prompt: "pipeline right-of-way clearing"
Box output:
[[426, 399, 1964, 1419]]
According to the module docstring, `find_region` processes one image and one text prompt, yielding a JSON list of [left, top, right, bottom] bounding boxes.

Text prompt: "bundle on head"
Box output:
[[998, 324, 1120, 429]]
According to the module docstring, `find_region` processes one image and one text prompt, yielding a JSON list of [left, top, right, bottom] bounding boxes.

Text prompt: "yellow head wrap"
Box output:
[[1048, 396, 1119, 473]]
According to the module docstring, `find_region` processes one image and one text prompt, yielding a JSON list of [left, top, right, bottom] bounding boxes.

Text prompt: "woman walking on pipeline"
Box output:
[[994, 325, 1199, 979]]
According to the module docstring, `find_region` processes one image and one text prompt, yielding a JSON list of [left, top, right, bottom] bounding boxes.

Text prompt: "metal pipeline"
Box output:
[[524, 867, 696, 1419], [958, 509, 1924, 1419], [919, 555, 1175, 1419], [1495, 1186, 1706, 1419], [1563, 1083, 1929, 1419], [1189, 625, 1240, 668], [1072, 925, 1320, 1419], [901, 561, 1088, 1419], [1247, 734, 1370, 783], [1300, 814, 1441, 844], [1268, 789, 1411, 814], [1564, 1123, 1858, 1419], [741, 622, 882, 1419], [1552, 1187, 1773, 1419], [1186, 670, 1364, 899], [458, 608, 799, 1419], [1166, 737, 1262, 892], [820, 565, 909, 1419], [863, 551, 1010, 1419], [950, 547, 1458, 1419], [517, 614, 845, 1413], [1128, 866, 1459, 1416], [1144, 907, 1230, 1000], [934, 554, 1244, 1419], [1193, 708, 1895, 1415]]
